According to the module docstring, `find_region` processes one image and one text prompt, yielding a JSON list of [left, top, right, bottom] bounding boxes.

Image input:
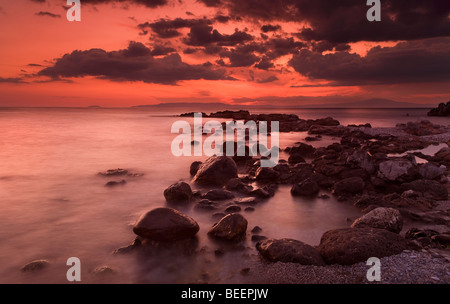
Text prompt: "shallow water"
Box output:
[[0, 107, 446, 283]]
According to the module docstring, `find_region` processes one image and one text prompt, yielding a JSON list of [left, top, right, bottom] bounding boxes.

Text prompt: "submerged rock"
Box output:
[[255, 167, 280, 182], [291, 178, 319, 196], [256, 238, 325, 266], [163, 182, 193, 204], [133, 208, 199, 242], [192, 156, 238, 186], [351, 207, 403, 233], [208, 213, 248, 242], [21, 260, 50, 272], [317, 228, 408, 265], [203, 189, 234, 201]]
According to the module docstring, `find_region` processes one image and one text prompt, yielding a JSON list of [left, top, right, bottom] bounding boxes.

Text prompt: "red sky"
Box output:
[[0, 0, 449, 107]]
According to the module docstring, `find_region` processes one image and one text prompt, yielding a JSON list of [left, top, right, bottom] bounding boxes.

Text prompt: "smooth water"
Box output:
[[0, 107, 446, 283]]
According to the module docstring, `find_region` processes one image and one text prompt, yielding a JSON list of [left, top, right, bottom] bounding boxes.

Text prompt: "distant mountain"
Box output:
[[321, 98, 425, 109]]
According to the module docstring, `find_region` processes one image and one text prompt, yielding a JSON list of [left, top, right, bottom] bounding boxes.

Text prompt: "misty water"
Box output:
[[0, 107, 446, 283]]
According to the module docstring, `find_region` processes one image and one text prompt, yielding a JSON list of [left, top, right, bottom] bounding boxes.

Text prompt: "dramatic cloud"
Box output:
[[183, 24, 253, 46], [139, 18, 210, 38], [289, 38, 450, 85], [35, 11, 61, 18], [261, 24, 281, 33], [38, 41, 232, 84], [72, 0, 168, 8]]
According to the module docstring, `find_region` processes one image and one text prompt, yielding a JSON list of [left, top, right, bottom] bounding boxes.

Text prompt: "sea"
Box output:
[[0, 107, 448, 283]]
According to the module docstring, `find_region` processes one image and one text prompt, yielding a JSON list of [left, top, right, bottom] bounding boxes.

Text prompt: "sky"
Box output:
[[0, 0, 449, 107]]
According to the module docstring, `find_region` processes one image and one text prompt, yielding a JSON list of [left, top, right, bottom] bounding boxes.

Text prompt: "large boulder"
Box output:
[[192, 156, 238, 186], [255, 167, 280, 182], [133, 208, 199, 242], [317, 228, 408, 265], [351, 207, 403, 233], [401, 179, 448, 200], [418, 163, 446, 180], [333, 177, 365, 195], [163, 182, 193, 203], [378, 159, 416, 181], [291, 178, 319, 196], [207, 213, 248, 242], [256, 238, 325, 266], [203, 189, 235, 200], [427, 101, 450, 117]]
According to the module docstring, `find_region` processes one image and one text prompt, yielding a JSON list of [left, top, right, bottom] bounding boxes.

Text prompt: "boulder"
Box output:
[[255, 167, 280, 182], [192, 156, 238, 186], [351, 207, 403, 233], [378, 159, 416, 181], [21, 260, 50, 272], [317, 228, 408, 265], [427, 101, 450, 117], [189, 161, 203, 176], [203, 189, 235, 200], [256, 238, 325, 266], [207, 213, 248, 242], [194, 199, 219, 211], [133, 208, 199, 242], [163, 181, 193, 203], [288, 152, 306, 165], [333, 177, 365, 195], [401, 179, 448, 200], [418, 163, 446, 180], [291, 178, 320, 196], [225, 178, 253, 193]]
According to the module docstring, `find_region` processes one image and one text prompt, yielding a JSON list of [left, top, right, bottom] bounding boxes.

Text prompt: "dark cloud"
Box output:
[[311, 41, 351, 53], [198, 0, 450, 43], [261, 24, 281, 33], [35, 11, 61, 18], [138, 18, 210, 38], [254, 57, 274, 70], [150, 45, 177, 56], [289, 38, 450, 85], [0, 77, 26, 83], [76, 0, 168, 8], [183, 24, 253, 46], [38, 41, 232, 84], [256, 75, 278, 83], [27, 63, 43, 67]]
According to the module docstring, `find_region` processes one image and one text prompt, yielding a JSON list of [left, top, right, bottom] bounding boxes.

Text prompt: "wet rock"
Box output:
[[318, 228, 408, 265], [194, 199, 219, 211], [346, 150, 375, 174], [21, 260, 50, 272], [251, 235, 268, 242], [351, 207, 403, 233], [333, 177, 365, 196], [234, 197, 260, 206], [192, 156, 238, 186], [250, 188, 271, 198], [189, 161, 203, 176], [207, 213, 248, 242], [225, 178, 253, 193], [225, 205, 241, 213], [244, 207, 255, 212], [401, 179, 448, 200], [203, 189, 234, 201], [133, 208, 199, 242], [378, 159, 416, 182], [163, 181, 193, 204], [432, 234, 450, 245], [397, 120, 446, 136], [418, 163, 446, 180], [256, 238, 325, 266], [291, 178, 319, 196], [255, 167, 280, 182], [98, 168, 128, 176], [288, 143, 316, 158], [288, 152, 306, 165], [105, 180, 127, 187], [92, 266, 115, 275], [251, 226, 262, 234]]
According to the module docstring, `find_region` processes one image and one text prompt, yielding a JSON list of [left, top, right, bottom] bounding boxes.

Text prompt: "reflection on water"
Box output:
[[0, 107, 446, 283]]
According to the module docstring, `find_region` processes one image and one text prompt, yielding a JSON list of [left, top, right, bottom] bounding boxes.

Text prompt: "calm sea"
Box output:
[[0, 107, 446, 283]]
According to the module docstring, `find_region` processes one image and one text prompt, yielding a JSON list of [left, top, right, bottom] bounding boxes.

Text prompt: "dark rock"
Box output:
[[255, 167, 280, 182], [428, 101, 450, 117], [418, 163, 446, 180], [251, 235, 268, 242], [234, 197, 260, 206], [225, 205, 241, 213], [317, 228, 408, 265], [250, 188, 271, 198], [378, 159, 416, 182], [432, 234, 450, 245], [351, 207, 403, 233], [98, 168, 128, 176], [214, 248, 225, 256], [244, 207, 255, 212], [21, 260, 50, 272], [207, 213, 248, 242], [256, 238, 325, 266], [288, 152, 306, 165], [133, 208, 199, 242], [105, 180, 126, 187], [291, 178, 319, 196], [92, 266, 115, 275], [113, 237, 142, 254], [189, 161, 203, 176], [397, 120, 447, 136], [192, 156, 238, 186], [225, 178, 253, 193], [288, 143, 316, 157], [203, 189, 234, 201], [333, 177, 365, 195], [194, 199, 218, 211], [163, 181, 193, 203], [401, 179, 448, 200], [251, 226, 262, 234]]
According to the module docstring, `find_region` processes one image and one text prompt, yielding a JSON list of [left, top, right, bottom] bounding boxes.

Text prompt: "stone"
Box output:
[[317, 228, 408, 265], [189, 161, 203, 176], [256, 238, 325, 266], [208, 213, 248, 242], [105, 180, 126, 187], [255, 167, 280, 182], [378, 159, 416, 181], [401, 179, 448, 200], [192, 156, 238, 186], [333, 177, 365, 195], [351, 207, 403, 233], [98, 168, 128, 176], [225, 178, 252, 193], [418, 163, 446, 180], [225, 205, 241, 213], [234, 197, 260, 206], [163, 181, 193, 203], [203, 189, 234, 200], [194, 199, 219, 211], [92, 266, 115, 275], [428, 101, 450, 117], [133, 208, 199, 242], [291, 178, 319, 196], [21, 260, 50, 272], [288, 152, 306, 165], [251, 235, 268, 242]]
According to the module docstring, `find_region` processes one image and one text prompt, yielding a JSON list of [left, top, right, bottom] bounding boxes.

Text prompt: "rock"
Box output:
[[189, 161, 203, 176], [250, 188, 271, 198], [333, 177, 365, 195], [244, 207, 255, 212], [346, 150, 375, 174], [225, 178, 252, 193], [318, 228, 408, 265], [251, 235, 268, 242], [256, 238, 325, 266], [192, 156, 238, 186], [351, 207, 403, 233], [21, 260, 50, 272], [203, 189, 234, 200], [133, 208, 199, 242], [378, 159, 416, 181], [207, 213, 248, 242], [418, 163, 446, 180], [92, 266, 115, 275], [225, 205, 241, 213], [163, 181, 193, 203], [251, 226, 262, 234], [432, 234, 450, 245], [397, 120, 446, 136], [234, 197, 260, 206], [194, 199, 219, 211], [105, 180, 127, 187], [255, 167, 280, 182], [98, 168, 128, 176], [291, 178, 319, 196], [401, 179, 448, 200], [288, 152, 306, 165], [288, 143, 316, 157], [113, 237, 142, 254], [428, 101, 450, 117]]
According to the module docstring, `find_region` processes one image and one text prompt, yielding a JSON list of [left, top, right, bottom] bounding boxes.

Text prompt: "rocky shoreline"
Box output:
[[104, 110, 450, 284]]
